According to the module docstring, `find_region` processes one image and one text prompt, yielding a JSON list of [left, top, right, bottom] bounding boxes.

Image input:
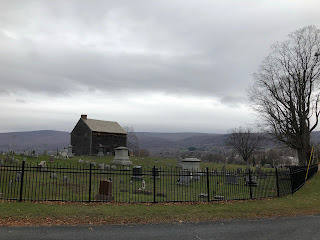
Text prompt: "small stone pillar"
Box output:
[[97, 144, 104, 157], [111, 147, 132, 165], [68, 145, 74, 158], [95, 180, 114, 201]]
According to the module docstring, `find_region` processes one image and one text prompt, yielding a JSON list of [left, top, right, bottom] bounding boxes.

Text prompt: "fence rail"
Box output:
[[0, 162, 318, 203]]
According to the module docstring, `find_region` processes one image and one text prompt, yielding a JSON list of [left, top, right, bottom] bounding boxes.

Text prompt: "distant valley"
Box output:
[[1, 130, 320, 156]]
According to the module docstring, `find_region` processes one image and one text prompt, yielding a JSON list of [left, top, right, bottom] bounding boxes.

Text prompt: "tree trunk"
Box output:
[[297, 149, 307, 166], [297, 144, 311, 166]]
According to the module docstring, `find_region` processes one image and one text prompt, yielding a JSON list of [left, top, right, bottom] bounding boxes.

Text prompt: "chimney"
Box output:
[[81, 114, 87, 120]]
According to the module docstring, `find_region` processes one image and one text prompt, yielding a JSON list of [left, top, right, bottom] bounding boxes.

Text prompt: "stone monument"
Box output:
[[181, 153, 201, 180], [181, 154, 201, 171], [111, 147, 132, 166]]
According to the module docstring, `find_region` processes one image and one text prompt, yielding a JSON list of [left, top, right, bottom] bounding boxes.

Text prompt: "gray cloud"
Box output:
[[1, 0, 320, 132]]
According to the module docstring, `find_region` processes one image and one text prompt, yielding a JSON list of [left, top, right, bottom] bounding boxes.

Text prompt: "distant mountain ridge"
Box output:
[[0, 130, 70, 152], [1, 130, 320, 154]]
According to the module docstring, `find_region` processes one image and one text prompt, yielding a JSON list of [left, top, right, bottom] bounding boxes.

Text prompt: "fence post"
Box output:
[[88, 163, 92, 202], [248, 169, 253, 199], [153, 166, 156, 203], [275, 167, 280, 197], [206, 168, 210, 202], [289, 167, 294, 194], [19, 160, 26, 202]]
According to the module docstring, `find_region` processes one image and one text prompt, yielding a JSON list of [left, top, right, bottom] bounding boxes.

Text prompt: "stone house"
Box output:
[[71, 115, 127, 156]]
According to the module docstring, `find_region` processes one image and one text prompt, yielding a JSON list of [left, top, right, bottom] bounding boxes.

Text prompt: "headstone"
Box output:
[[98, 163, 105, 171], [49, 155, 54, 163], [61, 148, 68, 158], [67, 145, 74, 158], [97, 144, 104, 157], [264, 164, 271, 168], [199, 193, 208, 198], [0, 159, 3, 166], [9, 179, 12, 188], [50, 171, 57, 179], [244, 175, 258, 186], [236, 168, 242, 174], [142, 179, 146, 190], [124, 166, 130, 171], [15, 171, 22, 182], [256, 167, 262, 174], [63, 176, 70, 183], [225, 174, 239, 184], [151, 167, 160, 179], [95, 180, 114, 201], [38, 161, 47, 171], [157, 192, 167, 197], [85, 161, 90, 165], [91, 162, 96, 167], [213, 195, 225, 201], [105, 164, 110, 170], [111, 147, 132, 166], [79, 159, 84, 164], [111, 165, 117, 171], [177, 169, 191, 186], [131, 166, 143, 181]]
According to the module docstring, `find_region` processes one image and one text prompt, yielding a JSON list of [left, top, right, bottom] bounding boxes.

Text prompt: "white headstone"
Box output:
[[67, 145, 74, 158]]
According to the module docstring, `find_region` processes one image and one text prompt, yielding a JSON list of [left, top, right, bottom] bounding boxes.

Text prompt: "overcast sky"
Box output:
[[1, 0, 320, 133]]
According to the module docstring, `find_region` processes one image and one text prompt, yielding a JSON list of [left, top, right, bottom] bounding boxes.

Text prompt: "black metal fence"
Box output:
[[0, 161, 318, 203], [288, 165, 318, 193]]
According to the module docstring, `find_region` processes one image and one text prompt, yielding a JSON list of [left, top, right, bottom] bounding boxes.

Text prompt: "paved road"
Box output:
[[1, 215, 320, 240]]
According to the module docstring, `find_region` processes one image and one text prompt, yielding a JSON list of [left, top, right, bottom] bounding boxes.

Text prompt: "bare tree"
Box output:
[[123, 126, 139, 153], [249, 26, 320, 165], [227, 127, 262, 164]]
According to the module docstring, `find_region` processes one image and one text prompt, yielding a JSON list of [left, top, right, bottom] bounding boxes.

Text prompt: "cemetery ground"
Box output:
[[1, 155, 286, 202], [0, 172, 319, 226], [0, 155, 319, 226]]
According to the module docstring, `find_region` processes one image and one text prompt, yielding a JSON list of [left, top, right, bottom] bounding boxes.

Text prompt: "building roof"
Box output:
[[82, 118, 127, 134]]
